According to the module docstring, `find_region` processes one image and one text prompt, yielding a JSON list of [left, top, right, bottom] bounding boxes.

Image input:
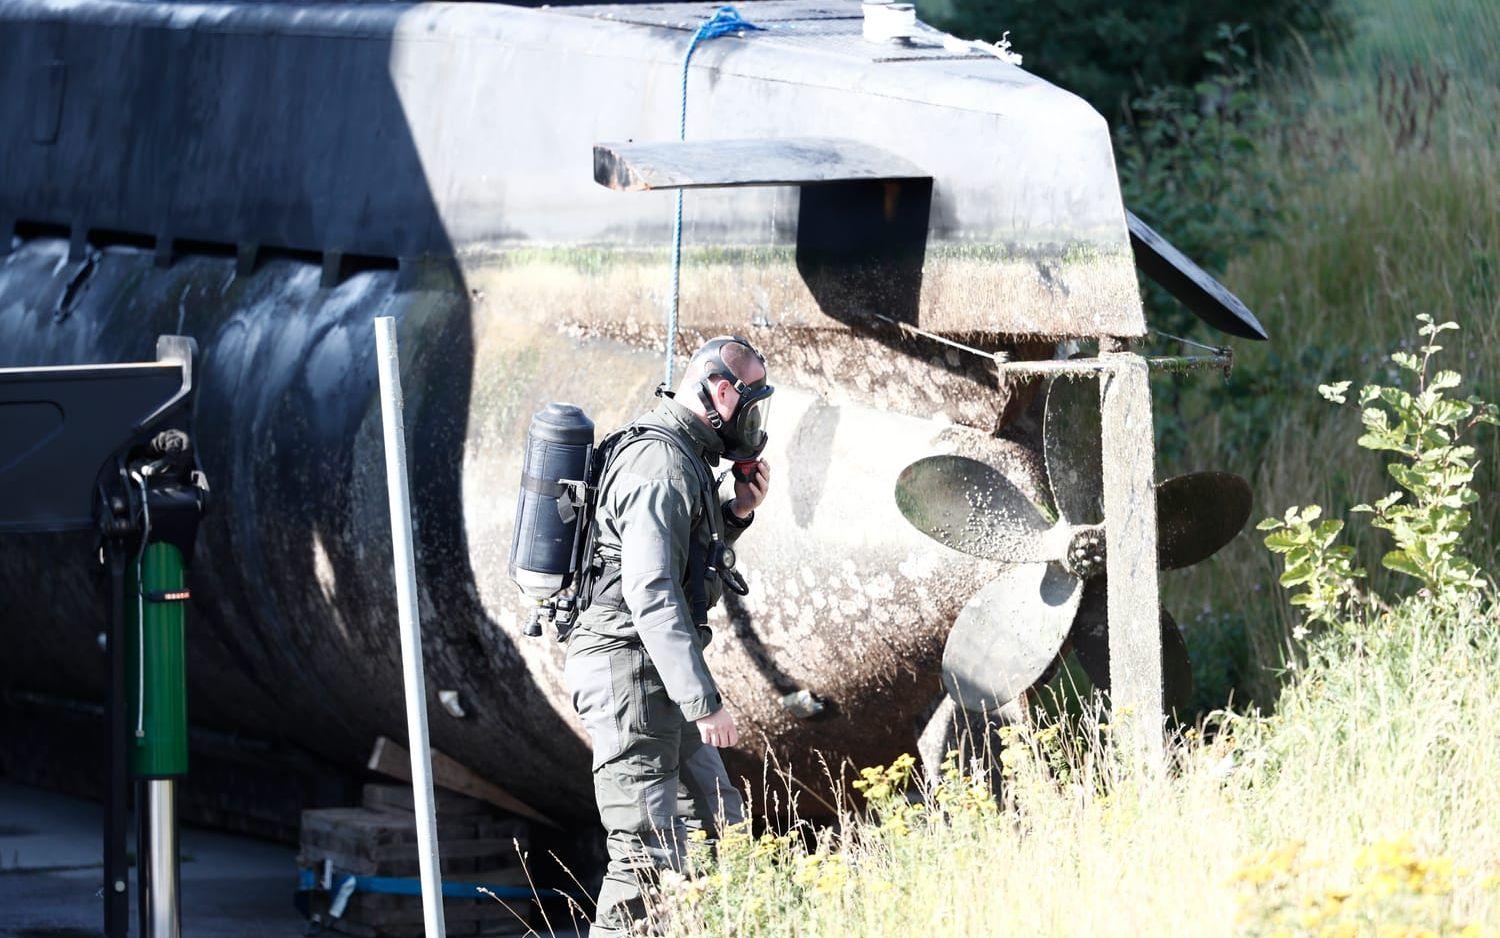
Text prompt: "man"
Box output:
[[564, 336, 774, 936]]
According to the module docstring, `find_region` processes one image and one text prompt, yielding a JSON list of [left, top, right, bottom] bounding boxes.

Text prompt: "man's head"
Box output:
[[674, 336, 774, 461]]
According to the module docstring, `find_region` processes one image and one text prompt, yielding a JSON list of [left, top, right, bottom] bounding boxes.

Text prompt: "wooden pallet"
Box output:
[[299, 784, 538, 936]]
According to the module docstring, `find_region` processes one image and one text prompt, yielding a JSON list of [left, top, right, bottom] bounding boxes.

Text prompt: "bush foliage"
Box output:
[[917, 0, 1345, 124]]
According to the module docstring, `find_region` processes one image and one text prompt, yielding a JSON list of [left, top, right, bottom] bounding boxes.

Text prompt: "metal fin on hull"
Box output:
[[593, 137, 929, 191], [1126, 210, 1269, 341]]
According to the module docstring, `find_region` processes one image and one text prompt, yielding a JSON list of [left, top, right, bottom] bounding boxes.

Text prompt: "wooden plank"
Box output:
[[1098, 351, 1165, 764], [326, 918, 529, 938], [340, 893, 534, 926], [367, 737, 557, 829], [298, 844, 529, 879], [309, 893, 535, 938], [300, 807, 529, 878], [363, 783, 491, 818], [301, 808, 527, 852], [593, 137, 928, 191]]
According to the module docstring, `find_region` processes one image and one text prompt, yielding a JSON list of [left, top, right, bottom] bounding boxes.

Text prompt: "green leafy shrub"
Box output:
[[1257, 505, 1366, 635], [1261, 314, 1497, 626]]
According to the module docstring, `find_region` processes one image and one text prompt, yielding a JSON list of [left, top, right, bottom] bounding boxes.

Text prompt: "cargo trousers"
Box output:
[[565, 628, 745, 937]]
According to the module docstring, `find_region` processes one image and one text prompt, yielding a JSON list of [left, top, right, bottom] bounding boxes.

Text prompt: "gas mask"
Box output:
[[692, 336, 774, 463]]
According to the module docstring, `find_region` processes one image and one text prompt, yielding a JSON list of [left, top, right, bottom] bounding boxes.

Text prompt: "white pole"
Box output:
[[374, 316, 447, 938]]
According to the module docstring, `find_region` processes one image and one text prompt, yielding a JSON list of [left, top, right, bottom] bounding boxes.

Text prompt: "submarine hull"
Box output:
[[0, 0, 1140, 818], [0, 240, 1053, 816]]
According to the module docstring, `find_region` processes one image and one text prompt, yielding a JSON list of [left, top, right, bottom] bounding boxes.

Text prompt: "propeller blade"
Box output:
[[1156, 471, 1253, 570], [1126, 210, 1269, 341], [895, 455, 1064, 563], [1069, 579, 1195, 717], [941, 563, 1083, 713], [1043, 376, 1104, 525]]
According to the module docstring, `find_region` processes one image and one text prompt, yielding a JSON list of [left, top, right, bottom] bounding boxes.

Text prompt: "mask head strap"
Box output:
[[690, 336, 773, 454]]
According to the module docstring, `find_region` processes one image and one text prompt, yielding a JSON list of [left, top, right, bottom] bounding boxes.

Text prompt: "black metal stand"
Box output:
[[104, 536, 131, 937]]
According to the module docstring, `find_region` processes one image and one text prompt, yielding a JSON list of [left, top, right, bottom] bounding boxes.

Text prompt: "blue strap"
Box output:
[[297, 867, 568, 905], [665, 6, 762, 387]]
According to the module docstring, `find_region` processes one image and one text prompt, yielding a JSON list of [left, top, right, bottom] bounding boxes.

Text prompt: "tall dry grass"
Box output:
[[1162, 0, 1500, 706], [650, 599, 1500, 936]]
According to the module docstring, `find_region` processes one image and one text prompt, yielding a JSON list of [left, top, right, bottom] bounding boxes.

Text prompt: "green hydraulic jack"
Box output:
[[110, 429, 208, 938]]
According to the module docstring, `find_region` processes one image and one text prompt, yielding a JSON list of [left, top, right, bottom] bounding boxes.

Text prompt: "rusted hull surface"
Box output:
[[0, 241, 1051, 815]]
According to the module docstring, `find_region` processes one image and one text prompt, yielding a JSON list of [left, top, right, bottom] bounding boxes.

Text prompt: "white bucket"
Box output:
[[862, 1, 917, 43]]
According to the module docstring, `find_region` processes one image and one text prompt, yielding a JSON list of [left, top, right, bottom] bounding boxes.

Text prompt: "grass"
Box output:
[[650, 598, 1500, 936]]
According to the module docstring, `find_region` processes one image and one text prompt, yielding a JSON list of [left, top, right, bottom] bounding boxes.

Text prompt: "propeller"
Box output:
[[895, 378, 1253, 715]]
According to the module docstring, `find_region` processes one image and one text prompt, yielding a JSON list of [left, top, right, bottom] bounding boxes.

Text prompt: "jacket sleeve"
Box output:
[[721, 499, 753, 544], [612, 468, 722, 721]]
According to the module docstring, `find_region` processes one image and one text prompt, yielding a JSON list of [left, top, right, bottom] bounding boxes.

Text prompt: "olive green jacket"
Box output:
[[570, 395, 753, 721]]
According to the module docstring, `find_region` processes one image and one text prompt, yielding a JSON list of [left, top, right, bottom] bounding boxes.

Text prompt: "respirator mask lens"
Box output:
[[718, 382, 773, 461], [740, 396, 770, 441]]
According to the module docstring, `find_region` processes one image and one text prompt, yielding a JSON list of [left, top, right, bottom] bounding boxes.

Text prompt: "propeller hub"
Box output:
[[1064, 526, 1107, 579]]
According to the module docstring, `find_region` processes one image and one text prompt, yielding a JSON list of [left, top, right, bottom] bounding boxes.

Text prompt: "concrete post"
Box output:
[[1098, 349, 1164, 762]]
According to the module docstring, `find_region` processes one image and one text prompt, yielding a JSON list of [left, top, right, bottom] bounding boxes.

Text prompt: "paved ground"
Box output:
[[0, 780, 304, 937], [0, 781, 585, 937]]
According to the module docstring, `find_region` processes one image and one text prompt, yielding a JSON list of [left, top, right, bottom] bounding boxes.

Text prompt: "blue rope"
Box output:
[[665, 5, 762, 386], [297, 866, 576, 903]]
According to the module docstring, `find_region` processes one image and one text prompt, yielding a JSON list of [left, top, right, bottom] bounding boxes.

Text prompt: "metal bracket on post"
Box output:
[[1097, 344, 1164, 763]]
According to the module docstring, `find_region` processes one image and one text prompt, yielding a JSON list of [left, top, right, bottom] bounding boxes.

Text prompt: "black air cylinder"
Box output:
[[508, 403, 594, 601]]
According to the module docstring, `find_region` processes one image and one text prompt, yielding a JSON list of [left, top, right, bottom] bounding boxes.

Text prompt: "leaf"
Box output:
[[1381, 551, 1425, 580], [1313, 519, 1345, 547], [1429, 370, 1462, 391], [1360, 407, 1391, 432], [1318, 380, 1352, 404], [1256, 517, 1283, 531], [1264, 530, 1301, 552], [1280, 566, 1314, 588]]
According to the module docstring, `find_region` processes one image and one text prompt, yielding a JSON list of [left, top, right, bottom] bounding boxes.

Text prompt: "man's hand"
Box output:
[[729, 459, 771, 520], [695, 707, 739, 748]]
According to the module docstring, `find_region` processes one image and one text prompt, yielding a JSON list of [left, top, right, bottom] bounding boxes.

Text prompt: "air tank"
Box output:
[[508, 403, 595, 601]]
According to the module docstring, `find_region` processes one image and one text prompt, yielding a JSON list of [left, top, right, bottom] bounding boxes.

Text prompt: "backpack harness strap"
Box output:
[[576, 424, 739, 625]]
